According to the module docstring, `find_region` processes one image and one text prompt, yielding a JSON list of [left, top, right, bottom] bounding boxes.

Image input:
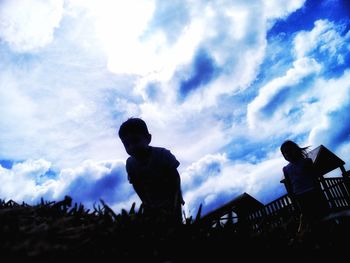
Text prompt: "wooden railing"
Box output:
[[245, 194, 299, 233], [207, 176, 350, 232], [321, 177, 350, 210]]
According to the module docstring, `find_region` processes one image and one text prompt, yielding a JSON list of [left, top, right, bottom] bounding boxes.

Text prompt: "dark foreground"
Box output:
[[0, 197, 349, 262]]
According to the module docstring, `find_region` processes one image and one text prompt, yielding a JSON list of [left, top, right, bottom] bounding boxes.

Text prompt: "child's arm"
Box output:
[[167, 168, 185, 209], [283, 167, 296, 201], [159, 148, 184, 209], [131, 179, 152, 207], [126, 160, 152, 207]]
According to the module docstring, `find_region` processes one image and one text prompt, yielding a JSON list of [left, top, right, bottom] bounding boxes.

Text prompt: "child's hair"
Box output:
[[118, 117, 150, 140], [280, 140, 310, 159]]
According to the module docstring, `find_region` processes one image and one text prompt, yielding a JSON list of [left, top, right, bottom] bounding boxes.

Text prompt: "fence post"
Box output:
[[340, 166, 350, 201], [318, 175, 336, 210]]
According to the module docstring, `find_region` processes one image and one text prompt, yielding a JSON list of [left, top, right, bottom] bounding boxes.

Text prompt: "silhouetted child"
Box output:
[[280, 140, 329, 240], [118, 117, 184, 225]]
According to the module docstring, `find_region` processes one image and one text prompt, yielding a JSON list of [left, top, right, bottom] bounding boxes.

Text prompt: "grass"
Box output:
[[0, 196, 349, 262]]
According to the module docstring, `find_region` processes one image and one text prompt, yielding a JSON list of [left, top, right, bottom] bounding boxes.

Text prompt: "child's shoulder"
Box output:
[[283, 162, 292, 171], [151, 146, 169, 151], [151, 146, 179, 167], [151, 146, 172, 156]]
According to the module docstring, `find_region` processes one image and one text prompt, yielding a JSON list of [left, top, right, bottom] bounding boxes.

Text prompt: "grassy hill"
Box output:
[[0, 196, 349, 262]]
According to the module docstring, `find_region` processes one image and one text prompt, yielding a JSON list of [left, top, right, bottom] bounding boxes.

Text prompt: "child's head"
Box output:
[[280, 140, 309, 163], [118, 117, 152, 158]]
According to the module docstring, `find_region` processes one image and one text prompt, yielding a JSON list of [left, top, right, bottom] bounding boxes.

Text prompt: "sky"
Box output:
[[0, 0, 350, 217]]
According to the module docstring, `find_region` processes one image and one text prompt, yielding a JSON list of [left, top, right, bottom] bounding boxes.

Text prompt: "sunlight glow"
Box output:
[[93, 0, 156, 75]]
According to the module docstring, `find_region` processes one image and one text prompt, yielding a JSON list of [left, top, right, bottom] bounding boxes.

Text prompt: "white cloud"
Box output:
[[308, 71, 350, 148], [294, 20, 348, 59], [337, 142, 350, 172], [181, 153, 227, 190], [0, 158, 133, 210], [2, 0, 349, 217], [247, 18, 350, 140], [0, 159, 52, 202], [139, 106, 231, 168], [0, 0, 308, 170], [247, 57, 321, 133], [182, 153, 287, 216], [0, 0, 64, 52], [12, 159, 51, 177], [264, 0, 305, 21]]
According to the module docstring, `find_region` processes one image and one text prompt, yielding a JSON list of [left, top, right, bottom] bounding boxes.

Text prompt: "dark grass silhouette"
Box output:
[[0, 196, 349, 262]]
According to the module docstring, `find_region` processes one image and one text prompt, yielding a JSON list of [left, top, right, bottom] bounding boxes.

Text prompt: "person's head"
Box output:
[[118, 117, 152, 158], [280, 140, 309, 163]]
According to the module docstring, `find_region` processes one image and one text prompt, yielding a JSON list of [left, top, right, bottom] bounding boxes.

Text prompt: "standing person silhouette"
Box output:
[[280, 140, 329, 238], [118, 117, 184, 225]]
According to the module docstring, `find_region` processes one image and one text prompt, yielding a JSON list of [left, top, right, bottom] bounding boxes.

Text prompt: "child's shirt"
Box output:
[[283, 157, 319, 195], [126, 146, 181, 208]]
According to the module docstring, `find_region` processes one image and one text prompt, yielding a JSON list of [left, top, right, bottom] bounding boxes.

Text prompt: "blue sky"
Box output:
[[0, 0, 349, 217]]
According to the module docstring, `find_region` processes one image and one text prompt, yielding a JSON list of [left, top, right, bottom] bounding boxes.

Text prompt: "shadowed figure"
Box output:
[[280, 140, 330, 241], [118, 117, 184, 225]]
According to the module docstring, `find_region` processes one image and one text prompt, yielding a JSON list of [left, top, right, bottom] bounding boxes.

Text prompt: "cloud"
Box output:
[[264, 0, 306, 21], [0, 9, 135, 167], [181, 153, 227, 191], [0, 0, 64, 52], [59, 159, 133, 206], [182, 153, 288, 216], [0, 159, 53, 202], [337, 141, 350, 171], [247, 18, 350, 139], [247, 57, 321, 133], [294, 19, 350, 63], [0, 158, 135, 210], [1, 0, 349, 217], [179, 48, 220, 99], [0, 0, 309, 171], [308, 70, 350, 150]]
